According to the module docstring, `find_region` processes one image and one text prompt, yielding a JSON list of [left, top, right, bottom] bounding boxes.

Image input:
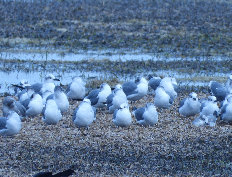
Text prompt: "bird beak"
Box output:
[[54, 78, 60, 81]]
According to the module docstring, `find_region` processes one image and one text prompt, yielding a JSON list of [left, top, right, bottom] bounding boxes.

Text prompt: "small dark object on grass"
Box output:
[[34, 169, 75, 177]]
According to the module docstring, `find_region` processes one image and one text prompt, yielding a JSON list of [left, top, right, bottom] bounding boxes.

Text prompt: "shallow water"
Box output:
[[0, 49, 227, 62], [0, 49, 230, 94]]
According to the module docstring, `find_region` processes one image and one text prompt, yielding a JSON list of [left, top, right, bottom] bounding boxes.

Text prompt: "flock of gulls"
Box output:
[[1, 73, 232, 136]]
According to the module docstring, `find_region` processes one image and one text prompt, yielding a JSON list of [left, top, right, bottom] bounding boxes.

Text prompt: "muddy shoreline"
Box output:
[[0, 0, 231, 57]]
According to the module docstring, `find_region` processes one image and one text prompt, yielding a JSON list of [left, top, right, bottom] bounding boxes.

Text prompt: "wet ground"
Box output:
[[0, 0, 231, 57]]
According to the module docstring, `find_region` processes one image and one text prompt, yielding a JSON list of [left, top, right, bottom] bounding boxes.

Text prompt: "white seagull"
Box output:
[[159, 77, 178, 99], [86, 83, 111, 108], [67, 76, 86, 100], [73, 99, 96, 127], [154, 86, 174, 109], [122, 77, 148, 101], [113, 103, 132, 127], [0, 112, 21, 136], [133, 103, 158, 126], [2, 96, 26, 118], [221, 96, 232, 122], [106, 84, 128, 114], [200, 96, 219, 117], [42, 97, 62, 125], [46, 86, 69, 113], [179, 92, 201, 117], [22, 93, 43, 117]]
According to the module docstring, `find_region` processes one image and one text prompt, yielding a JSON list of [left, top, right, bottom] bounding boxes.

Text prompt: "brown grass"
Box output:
[[0, 93, 231, 176]]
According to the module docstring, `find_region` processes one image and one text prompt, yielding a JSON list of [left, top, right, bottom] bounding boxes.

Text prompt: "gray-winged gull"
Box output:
[[2, 96, 26, 118], [193, 111, 218, 127], [209, 81, 227, 102], [220, 96, 232, 122], [27, 74, 60, 95], [122, 77, 148, 101], [18, 86, 34, 103], [133, 103, 158, 126], [200, 96, 219, 117], [159, 77, 178, 99], [0, 111, 21, 136], [22, 93, 43, 117], [154, 86, 174, 109], [106, 84, 128, 114], [73, 99, 96, 127], [113, 103, 132, 127], [148, 75, 161, 91], [42, 97, 62, 125], [86, 83, 111, 108], [67, 76, 86, 100], [225, 74, 232, 93], [46, 86, 69, 113], [179, 92, 201, 117]]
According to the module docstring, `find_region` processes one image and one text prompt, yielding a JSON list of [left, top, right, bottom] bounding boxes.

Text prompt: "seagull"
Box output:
[[159, 77, 178, 99], [42, 97, 62, 125], [67, 76, 86, 100], [122, 77, 148, 101], [221, 96, 232, 122], [40, 74, 60, 94], [148, 75, 161, 91], [73, 99, 96, 127], [18, 86, 35, 103], [2, 96, 26, 118], [154, 86, 174, 109], [193, 111, 218, 127], [113, 103, 132, 127], [22, 93, 43, 117], [209, 81, 228, 102], [0, 111, 21, 136], [225, 74, 232, 93], [179, 92, 201, 117], [13, 79, 30, 96], [27, 74, 60, 94], [133, 103, 158, 126], [86, 83, 111, 108], [106, 84, 128, 114], [46, 86, 69, 113], [200, 96, 219, 117]]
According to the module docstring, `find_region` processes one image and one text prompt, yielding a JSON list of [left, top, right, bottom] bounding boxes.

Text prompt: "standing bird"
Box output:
[[122, 77, 148, 101], [86, 83, 111, 108], [2, 96, 26, 118], [179, 92, 201, 117], [73, 99, 96, 127], [106, 84, 128, 114], [67, 76, 86, 100], [133, 103, 158, 126], [47, 86, 69, 113], [113, 103, 132, 127], [154, 86, 174, 109], [0, 112, 21, 136], [42, 97, 62, 125], [22, 93, 43, 117]]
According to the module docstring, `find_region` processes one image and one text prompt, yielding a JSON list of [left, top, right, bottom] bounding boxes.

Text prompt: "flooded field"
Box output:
[[0, 49, 231, 94]]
